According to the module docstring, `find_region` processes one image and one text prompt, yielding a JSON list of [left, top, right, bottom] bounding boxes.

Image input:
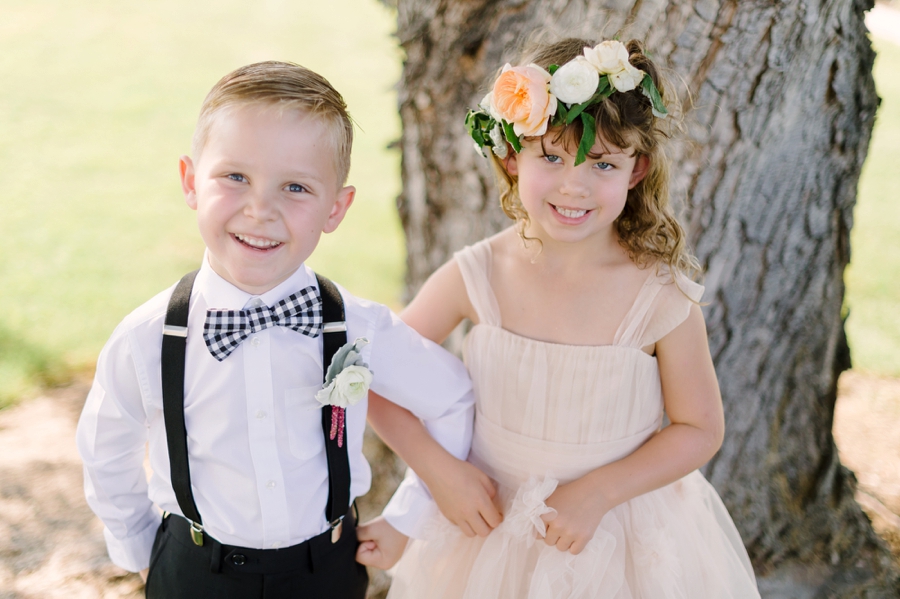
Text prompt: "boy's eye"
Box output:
[[287, 183, 307, 193], [227, 173, 246, 182]]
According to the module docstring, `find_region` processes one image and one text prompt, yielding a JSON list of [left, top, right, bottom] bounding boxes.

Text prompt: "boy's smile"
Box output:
[[180, 104, 355, 295]]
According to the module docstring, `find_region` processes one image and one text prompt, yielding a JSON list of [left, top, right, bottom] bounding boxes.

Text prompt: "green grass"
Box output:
[[0, 0, 405, 406], [0, 4, 897, 405], [845, 38, 900, 377]]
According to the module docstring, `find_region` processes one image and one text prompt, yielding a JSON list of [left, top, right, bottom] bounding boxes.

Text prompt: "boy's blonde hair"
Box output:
[[490, 38, 699, 279], [193, 61, 354, 185]]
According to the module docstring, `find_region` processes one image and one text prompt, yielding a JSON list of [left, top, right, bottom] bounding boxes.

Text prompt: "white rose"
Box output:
[[582, 40, 630, 74], [608, 62, 645, 92], [316, 365, 373, 408], [488, 123, 508, 158], [549, 58, 599, 105], [582, 40, 645, 92]]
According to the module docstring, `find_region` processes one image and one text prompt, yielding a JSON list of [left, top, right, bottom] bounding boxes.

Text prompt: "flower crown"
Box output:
[[466, 40, 667, 166]]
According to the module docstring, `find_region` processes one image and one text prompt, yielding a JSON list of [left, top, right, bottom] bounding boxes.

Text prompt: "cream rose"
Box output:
[[549, 58, 599, 105], [316, 365, 373, 409], [490, 63, 557, 137], [488, 123, 508, 158], [582, 40, 645, 92]]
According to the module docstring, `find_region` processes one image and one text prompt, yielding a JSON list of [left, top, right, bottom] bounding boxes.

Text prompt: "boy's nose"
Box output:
[[244, 190, 278, 221]]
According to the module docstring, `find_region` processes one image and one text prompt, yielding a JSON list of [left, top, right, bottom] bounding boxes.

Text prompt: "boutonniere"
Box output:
[[315, 337, 373, 447]]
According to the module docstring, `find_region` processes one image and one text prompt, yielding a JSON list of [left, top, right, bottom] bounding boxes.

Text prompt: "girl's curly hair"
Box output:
[[488, 38, 700, 280]]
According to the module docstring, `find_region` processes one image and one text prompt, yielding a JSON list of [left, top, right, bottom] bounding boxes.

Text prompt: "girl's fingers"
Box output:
[[459, 521, 476, 538], [469, 515, 491, 537], [481, 503, 503, 528], [480, 475, 497, 498]]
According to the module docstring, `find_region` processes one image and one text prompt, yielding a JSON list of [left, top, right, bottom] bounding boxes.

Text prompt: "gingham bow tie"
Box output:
[[203, 285, 322, 361]]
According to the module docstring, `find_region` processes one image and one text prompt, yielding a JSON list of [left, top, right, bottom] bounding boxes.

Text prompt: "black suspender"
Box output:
[[161, 271, 351, 546], [161, 270, 203, 543], [315, 274, 351, 531]]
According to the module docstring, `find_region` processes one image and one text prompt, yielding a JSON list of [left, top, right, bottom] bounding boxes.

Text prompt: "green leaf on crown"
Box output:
[[640, 74, 668, 118], [575, 112, 596, 166], [502, 120, 522, 153]]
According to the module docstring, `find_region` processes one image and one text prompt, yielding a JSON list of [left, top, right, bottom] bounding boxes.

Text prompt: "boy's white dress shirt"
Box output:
[[76, 259, 472, 572]]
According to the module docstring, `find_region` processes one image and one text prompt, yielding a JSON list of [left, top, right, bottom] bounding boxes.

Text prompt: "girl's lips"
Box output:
[[550, 204, 591, 224], [232, 233, 283, 250]]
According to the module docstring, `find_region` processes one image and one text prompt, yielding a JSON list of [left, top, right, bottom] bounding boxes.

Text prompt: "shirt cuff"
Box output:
[[381, 469, 438, 540], [103, 517, 160, 572]]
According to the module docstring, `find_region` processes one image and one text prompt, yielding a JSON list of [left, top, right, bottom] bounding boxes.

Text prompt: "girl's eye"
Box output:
[[595, 162, 613, 171], [287, 183, 307, 193], [543, 154, 562, 164], [227, 173, 246, 182]]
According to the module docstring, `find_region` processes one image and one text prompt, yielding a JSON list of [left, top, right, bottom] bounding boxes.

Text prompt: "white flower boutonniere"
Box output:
[[315, 337, 372, 446]]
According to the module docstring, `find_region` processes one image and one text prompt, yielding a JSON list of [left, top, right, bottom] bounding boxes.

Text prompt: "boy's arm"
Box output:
[[364, 260, 500, 540], [76, 326, 159, 572], [368, 392, 500, 537]]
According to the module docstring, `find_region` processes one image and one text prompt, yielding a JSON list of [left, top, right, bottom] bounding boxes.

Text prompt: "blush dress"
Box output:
[[387, 239, 760, 599]]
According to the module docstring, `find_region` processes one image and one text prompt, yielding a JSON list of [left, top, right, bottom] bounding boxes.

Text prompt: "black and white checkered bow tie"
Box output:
[[203, 285, 322, 361]]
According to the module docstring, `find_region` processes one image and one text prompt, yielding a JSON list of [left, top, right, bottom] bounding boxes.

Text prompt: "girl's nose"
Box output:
[[559, 168, 590, 198]]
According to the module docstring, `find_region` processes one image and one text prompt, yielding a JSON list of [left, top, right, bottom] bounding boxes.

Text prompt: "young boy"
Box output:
[[76, 61, 491, 598]]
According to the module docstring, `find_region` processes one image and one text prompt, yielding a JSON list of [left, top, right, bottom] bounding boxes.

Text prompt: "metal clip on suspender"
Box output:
[[161, 270, 353, 549]]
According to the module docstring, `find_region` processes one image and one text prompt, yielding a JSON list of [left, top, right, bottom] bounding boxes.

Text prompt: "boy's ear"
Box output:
[[322, 185, 356, 234], [180, 156, 198, 210], [628, 154, 650, 189]]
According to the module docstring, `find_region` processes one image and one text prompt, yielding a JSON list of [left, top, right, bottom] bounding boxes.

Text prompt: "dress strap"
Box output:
[[454, 240, 502, 327], [613, 267, 705, 349]]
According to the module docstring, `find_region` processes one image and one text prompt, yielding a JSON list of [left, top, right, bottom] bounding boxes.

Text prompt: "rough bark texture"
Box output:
[[384, 0, 899, 595]]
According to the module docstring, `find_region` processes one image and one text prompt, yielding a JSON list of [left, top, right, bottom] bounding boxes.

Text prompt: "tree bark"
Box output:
[[384, 0, 899, 594]]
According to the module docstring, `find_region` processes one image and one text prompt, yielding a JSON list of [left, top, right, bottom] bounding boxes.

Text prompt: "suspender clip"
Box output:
[[330, 515, 345, 544], [190, 521, 205, 546]]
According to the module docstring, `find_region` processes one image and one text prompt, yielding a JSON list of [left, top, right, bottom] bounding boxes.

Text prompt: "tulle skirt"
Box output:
[[387, 471, 760, 599]]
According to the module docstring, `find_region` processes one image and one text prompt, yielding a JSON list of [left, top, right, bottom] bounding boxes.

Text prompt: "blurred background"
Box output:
[[0, 0, 897, 595]]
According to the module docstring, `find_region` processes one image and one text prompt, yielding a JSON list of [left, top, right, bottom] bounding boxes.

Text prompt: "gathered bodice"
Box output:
[[455, 239, 704, 485]]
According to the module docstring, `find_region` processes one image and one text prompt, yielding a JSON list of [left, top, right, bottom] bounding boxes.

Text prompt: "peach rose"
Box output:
[[490, 63, 557, 137]]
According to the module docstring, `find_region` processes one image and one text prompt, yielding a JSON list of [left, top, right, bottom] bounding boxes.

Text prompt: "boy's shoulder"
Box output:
[[114, 281, 179, 338], [330, 279, 393, 330]]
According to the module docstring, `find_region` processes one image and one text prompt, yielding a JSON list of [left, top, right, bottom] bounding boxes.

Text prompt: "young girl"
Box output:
[[359, 38, 760, 598]]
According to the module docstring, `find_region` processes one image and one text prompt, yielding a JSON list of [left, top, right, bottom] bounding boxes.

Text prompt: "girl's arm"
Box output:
[[358, 260, 501, 568], [543, 304, 725, 554]]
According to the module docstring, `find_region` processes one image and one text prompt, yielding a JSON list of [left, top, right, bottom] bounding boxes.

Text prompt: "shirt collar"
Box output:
[[195, 251, 317, 311]]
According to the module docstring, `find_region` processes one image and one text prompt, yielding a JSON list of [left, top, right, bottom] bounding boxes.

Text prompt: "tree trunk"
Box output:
[[384, 0, 899, 595]]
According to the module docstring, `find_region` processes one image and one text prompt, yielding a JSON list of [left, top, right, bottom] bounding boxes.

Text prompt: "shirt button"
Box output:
[[250, 298, 264, 308], [255, 410, 267, 419], [250, 337, 261, 347], [266, 480, 277, 489], [271, 542, 280, 549]]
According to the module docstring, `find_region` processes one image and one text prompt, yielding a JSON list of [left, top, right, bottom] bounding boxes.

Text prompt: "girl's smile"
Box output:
[[550, 204, 591, 223]]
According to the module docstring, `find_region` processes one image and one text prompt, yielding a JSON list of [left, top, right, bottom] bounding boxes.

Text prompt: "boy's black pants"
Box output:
[[145, 511, 368, 599]]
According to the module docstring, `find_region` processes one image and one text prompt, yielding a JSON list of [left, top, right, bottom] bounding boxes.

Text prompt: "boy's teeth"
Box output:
[[235, 234, 281, 248], [554, 206, 587, 218]]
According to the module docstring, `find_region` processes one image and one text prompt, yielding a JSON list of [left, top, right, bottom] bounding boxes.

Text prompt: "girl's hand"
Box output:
[[541, 475, 610, 555], [356, 516, 409, 570], [422, 452, 503, 537]]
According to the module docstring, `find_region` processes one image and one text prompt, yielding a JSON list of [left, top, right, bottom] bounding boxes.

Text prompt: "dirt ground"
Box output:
[[0, 370, 896, 598]]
